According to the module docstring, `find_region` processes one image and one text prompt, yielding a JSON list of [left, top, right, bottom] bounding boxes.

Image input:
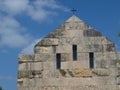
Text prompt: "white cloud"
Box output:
[[33, 0, 68, 10], [0, 0, 29, 15], [21, 38, 41, 54], [0, 0, 68, 48], [0, 0, 69, 21], [27, 0, 69, 21], [27, 6, 48, 21], [0, 16, 33, 48]]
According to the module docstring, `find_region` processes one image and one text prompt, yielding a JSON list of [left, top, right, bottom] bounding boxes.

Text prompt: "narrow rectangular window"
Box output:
[[56, 53, 61, 69], [89, 52, 94, 68], [73, 45, 77, 61]]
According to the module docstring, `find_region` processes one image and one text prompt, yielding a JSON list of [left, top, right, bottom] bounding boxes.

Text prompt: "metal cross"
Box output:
[[71, 8, 77, 14]]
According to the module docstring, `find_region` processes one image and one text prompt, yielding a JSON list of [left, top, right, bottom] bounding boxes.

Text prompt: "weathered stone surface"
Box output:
[[45, 29, 67, 38], [73, 68, 92, 77], [83, 29, 103, 37], [35, 46, 52, 54], [18, 70, 43, 79], [34, 54, 56, 62], [19, 63, 27, 70], [61, 61, 89, 69], [104, 43, 115, 52], [59, 68, 92, 77], [92, 69, 110, 76], [56, 44, 71, 53], [86, 44, 103, 52], [64, 15, 92, 30], [19, 55, 34, 62], [36, 38, 59, 46], [18, 15, 120, 90], [61, 53, 70, 61]]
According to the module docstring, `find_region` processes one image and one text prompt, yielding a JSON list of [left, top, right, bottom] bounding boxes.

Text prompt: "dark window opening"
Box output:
[[73, 45, 77, 61], [89, 52, 94, 68], [56, 53, 61, 69]]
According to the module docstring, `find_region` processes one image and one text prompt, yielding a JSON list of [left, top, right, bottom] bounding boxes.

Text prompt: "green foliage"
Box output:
[[118, 33, 120, 37], [0, 86, 2, 90]]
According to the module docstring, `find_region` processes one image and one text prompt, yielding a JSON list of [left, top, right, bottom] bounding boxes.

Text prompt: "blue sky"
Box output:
[[0, 0, 120, 90]]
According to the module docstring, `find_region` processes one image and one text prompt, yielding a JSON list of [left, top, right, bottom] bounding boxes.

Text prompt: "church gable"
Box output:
[[33, 15, 116, 76], [35, 15, 115, 53], [18, 15, 120, 90]]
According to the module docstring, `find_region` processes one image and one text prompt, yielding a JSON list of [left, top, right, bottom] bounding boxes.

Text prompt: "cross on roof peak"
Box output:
[[71, 8, 77, 14]]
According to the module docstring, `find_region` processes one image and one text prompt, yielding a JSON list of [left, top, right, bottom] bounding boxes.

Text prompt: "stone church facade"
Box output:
[[18, 15, 120, 90]]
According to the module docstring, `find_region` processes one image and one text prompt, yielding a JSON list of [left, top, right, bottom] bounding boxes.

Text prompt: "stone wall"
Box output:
[[18, 15, 120, 90]]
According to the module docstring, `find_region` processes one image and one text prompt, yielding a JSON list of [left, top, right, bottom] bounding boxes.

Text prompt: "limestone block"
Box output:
[[73, 68, 92, 77], [72, 61, 89, 68], [104, 52, 117, 60], [61, 61, 89, 69], [61, 53, 70, 61], [37, 38, 59, 46], [86, 44, 103, 52], [43, 62, 56, 70], [60, 70, 66, 76], [65, 20, 91, 30], [18, 71, 29, 79], [34, 54, 55, 62], [42, 70, 51, 78], [19, 55, 34, 61], [117, 52, 120, 59], [19, 55, 34, 62], [105, 76, 116, 85], [117, 67, 120, 77], [66, 30, 83, 38], [110, 60, 116, 67], [102, 38, 113, 44], [18, 70, 43, 79], [118, 85, 120, 89], [106, 44, 115, 52], [77, 53, 89, 61], [56, 44, 71, 53], [94, 76, 116, 85], [94, 52, 105, 61], [35, 46, 52, 54], [84, 37, 104, 45], [102, 44, 115, 52], [33, 78, 97, 86], [59, 37, 70, 44], [19, 62, 33, 71], [61, 61, 79, 69], [59, 68, 92, 77], [95, 60, 109, 68], [92, 69, 110, 76], [17, 86, 24, 90], [32, 62, 43, 71], [17, 79, 23, 86], [104, 85, 117, 90], [77, 45, 85, 52], [94, 52, 111, 68], [55, 37, 70, 44], [109, 68, 117, 76], [61, 61, 74, 69], [83, 29, 102, 37], [22, 78, 29, 87], [117, 77, 120, 85], [45, 28, 67, 38], [19, 63, 27, 71]]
